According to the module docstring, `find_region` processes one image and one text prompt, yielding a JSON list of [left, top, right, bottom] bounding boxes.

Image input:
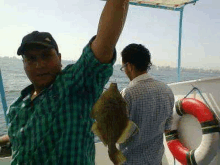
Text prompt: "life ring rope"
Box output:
[[201, 121, 220, 134], [165, 130, 178, 141], [186, 150, 197, 165]]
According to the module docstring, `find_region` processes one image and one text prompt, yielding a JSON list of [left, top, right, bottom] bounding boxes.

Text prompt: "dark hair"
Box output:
[[121, 44, 152, 72]]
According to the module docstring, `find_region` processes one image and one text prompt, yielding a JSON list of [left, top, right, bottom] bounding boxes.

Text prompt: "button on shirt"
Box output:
[[119, 73, 174, 165], [7, 37, 116, 165]]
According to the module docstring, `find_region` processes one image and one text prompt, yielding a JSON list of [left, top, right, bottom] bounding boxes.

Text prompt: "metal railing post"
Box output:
[[0, 69, 9, 126], [177, 8, 184, 82]]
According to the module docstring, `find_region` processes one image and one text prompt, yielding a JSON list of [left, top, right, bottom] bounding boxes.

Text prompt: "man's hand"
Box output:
[[91, 0, 129, 63], [0, 142, 11, 157], [0, 135, 10, 146], [0, 135, 11, 157]]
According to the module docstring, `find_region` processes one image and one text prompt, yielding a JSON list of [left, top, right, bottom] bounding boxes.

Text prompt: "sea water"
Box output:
[[0, 57, 220, 136]]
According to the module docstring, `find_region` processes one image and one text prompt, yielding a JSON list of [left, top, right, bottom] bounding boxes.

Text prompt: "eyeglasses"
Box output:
[[120, 63, 128, 71]]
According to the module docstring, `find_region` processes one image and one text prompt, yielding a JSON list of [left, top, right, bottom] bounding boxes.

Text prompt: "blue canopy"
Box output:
[[129, 0, 198, 11]]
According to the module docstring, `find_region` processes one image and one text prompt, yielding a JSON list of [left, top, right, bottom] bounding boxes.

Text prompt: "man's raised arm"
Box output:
[[91, 0, 129, 63]]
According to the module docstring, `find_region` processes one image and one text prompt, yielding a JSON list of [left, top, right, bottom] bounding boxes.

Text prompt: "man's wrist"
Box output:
[[0, 135, 10, 146]]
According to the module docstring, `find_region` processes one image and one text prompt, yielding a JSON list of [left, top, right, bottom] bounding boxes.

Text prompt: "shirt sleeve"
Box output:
[[62, 36, 116, 96], [165, 90, 175, 131], [165, 115, 173, 131]]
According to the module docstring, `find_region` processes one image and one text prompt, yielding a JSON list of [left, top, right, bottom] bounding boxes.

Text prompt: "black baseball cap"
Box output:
[[17, 31, 59, 55]]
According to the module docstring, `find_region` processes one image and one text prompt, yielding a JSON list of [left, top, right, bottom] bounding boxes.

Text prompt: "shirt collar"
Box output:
[[21, 84, 34, 97], [20, 73, 61, 99], [129, 73, 152, 87]]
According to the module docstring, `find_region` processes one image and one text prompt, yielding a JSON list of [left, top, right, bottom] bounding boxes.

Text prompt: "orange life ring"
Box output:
[[165, 98, 220, 165]]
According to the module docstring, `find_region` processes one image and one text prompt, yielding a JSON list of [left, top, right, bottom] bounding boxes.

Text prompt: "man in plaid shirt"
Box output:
[[119, 44, 174, 165], [0, 0, 130, 164]]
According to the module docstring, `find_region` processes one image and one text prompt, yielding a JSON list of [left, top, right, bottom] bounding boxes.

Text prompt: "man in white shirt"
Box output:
[[119, 44, 174, 165]]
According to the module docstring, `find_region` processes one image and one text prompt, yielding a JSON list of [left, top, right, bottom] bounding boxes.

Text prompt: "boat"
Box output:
[[0, 0, 219, 164], [1, 76, 219, 164]]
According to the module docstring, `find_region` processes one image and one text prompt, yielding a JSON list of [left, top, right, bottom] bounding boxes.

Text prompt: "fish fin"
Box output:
[[90, 110, 96, 119], [91, 122, 107, 146], [117, 120, 139, 144], [90, 103, 100, 119], [109, 147, 126, 165]]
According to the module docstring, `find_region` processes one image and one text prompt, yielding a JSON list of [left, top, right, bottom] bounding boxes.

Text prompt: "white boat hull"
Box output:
[[1, 77, 220, 165]]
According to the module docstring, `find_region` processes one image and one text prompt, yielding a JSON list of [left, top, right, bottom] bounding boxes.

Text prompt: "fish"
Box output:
[[91, 83, 139, 165]]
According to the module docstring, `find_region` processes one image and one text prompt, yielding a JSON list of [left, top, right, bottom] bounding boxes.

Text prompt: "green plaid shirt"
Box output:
[[7, 37, 116, 165]]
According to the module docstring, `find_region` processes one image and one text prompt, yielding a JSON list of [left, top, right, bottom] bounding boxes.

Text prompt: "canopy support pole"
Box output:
[[177, 8, 184, 82], [0, 69, 8, 126]]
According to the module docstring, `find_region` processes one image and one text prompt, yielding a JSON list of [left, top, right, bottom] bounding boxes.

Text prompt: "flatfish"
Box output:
[[91, 83, 139, 165]]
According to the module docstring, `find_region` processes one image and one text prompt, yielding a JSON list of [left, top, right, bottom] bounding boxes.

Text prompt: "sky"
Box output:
[[0, 0, 220, 70]]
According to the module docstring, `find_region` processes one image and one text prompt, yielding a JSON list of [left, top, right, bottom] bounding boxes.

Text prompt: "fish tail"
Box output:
[[108, 144, 126, 165]]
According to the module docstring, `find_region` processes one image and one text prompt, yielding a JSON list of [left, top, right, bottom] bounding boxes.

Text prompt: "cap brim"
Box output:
[[17, 42, 54, 55]]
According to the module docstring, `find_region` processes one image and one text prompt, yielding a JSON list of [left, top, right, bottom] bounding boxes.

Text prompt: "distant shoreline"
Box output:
[[1, 56, 220, 73]]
